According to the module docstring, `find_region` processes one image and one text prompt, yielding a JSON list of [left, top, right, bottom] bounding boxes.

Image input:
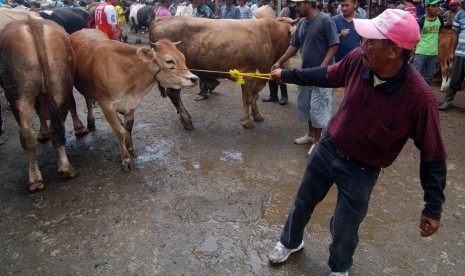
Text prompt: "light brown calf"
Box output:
[[70, 29, 198, 171]]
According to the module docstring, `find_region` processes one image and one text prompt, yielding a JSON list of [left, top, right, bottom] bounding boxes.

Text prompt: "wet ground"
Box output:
[[1, 37, 465, 275]]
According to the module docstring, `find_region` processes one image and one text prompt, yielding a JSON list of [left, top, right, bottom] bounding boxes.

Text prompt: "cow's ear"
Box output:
[[136, 48, 156, 61]]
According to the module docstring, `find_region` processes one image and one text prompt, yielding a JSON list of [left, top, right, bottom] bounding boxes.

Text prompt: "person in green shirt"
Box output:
[[410, 0, 443, 85]]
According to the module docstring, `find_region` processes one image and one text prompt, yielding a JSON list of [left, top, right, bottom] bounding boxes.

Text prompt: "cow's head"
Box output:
[[276, 17, 300, 38], [138, 39, 198, 90]]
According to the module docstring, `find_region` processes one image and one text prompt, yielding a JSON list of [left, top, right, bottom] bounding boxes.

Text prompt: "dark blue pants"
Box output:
[[280, 134, 380, 272]]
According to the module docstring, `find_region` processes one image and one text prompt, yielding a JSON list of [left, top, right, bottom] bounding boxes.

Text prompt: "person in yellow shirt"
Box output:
[[115, 1, 129, 43]]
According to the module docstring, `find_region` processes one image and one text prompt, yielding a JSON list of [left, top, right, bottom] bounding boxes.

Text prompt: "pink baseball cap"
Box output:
[[353, 9, 420, 50]]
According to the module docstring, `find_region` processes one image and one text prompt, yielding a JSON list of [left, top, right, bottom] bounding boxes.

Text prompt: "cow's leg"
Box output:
[[135, 27, 141, 44], [100, 104, 133, 171], [124, 110, 136, 158], [85, 98, 96, 130], [441, 75, 448, 92], [37, 118, 51, 142], [52, 98, 79, 181], [68, 92, 89, 137], [35, 98, 51, 141], [440, 62, 451, 92], [240, 87, 254, 129], [251, 91, 264, 122], [17, 101, 44, 191], [166, 88, 194, 130]]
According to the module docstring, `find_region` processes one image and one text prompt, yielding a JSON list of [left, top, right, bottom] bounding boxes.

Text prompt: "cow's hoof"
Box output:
[[74, 127, 90, 137], [253, 114, 264, 122], [241, 120, 254, 129], [59, 169, 79, 180], [87, 122, 96, 131], [37, 133, 50, 142], [29, 182, 45, 192], [122, 159, 133, 172], [181, 118, 195, 131]]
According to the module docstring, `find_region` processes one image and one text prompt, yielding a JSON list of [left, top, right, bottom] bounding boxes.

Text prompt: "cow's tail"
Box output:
[[29, 20, 66, 145]]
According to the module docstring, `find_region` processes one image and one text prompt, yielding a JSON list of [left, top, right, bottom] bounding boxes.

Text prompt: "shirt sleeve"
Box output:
[[281, 66, 330, 87], [104, 5, 119, 40], [411, 90, 447, 220]]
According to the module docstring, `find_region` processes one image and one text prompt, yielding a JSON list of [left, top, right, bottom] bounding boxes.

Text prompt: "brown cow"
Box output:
[[438, 28, 453, 92], [149, 17, 296, 129], [0, 19, 78, 191], [70, 29, 198, 171], [0, 7, 41, 33], [0, 7, 89, 140]]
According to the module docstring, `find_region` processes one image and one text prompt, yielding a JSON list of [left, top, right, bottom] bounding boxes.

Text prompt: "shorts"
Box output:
[[296, 85, 332, 128]]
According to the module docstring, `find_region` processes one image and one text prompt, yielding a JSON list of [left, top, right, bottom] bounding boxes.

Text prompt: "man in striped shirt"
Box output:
[[269, 9, 446, 276]]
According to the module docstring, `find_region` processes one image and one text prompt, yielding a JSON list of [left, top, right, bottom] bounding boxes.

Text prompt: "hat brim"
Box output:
[[426, 0, 442, 5], [353, 18, 388, 40]]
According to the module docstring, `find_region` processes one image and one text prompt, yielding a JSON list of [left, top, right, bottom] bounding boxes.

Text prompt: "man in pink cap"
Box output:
[[268, 9, 447, 276]]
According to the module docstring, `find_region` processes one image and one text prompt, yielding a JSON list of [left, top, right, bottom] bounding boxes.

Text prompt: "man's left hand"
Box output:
[[419, 214, 441, 237]]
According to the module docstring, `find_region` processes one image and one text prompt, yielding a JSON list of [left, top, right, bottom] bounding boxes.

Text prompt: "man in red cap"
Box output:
[[443, 0, 460, 28], [269, 9, 447, 276]]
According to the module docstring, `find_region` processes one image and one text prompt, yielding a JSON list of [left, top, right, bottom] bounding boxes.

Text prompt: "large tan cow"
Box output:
[[438, 28, 453, 92], [70, 29, 198, 171], [0, 19, 78, 191], [0, 7, 90, 139], [149, 17, 296, 129], [0, 7, 41, 33]]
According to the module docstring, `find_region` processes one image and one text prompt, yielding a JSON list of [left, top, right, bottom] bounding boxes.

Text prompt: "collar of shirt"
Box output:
[[360, 60, 410, 94]]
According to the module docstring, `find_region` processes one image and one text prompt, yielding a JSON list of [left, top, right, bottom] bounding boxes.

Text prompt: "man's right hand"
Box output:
[[271, 62, 281, 72], [271, 69, 282, 82]]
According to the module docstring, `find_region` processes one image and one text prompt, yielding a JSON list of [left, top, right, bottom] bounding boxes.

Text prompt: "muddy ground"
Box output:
[[1, 37, 464, 275]]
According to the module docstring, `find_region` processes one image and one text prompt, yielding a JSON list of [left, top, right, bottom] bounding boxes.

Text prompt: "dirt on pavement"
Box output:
[[0, 40, 464, 275]]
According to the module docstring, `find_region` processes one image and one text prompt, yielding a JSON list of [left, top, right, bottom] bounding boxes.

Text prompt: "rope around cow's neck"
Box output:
[[190, 68, 272, 85], [158, 67, 278, 85]]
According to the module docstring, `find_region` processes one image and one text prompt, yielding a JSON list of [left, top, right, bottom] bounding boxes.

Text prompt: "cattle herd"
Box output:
[[0, 6, 299, 191]]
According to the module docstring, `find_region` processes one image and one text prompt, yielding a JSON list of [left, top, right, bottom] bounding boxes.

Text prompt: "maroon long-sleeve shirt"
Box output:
[[281, 47, 447, 220]]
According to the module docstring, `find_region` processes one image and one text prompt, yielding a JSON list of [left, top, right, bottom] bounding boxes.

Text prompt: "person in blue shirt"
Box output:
[[332, 0, 364, 62], [221, 0, 241, 19]]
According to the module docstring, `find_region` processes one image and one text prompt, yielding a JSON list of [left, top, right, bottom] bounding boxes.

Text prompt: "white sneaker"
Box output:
[[329, 271, 349, 276], [307, 144, 316, 156], [268, 241, 304, 263], [294, 134, 313, 145]]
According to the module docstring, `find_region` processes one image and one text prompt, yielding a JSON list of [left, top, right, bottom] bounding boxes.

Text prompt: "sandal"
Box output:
[[194, 94, 208, 101]]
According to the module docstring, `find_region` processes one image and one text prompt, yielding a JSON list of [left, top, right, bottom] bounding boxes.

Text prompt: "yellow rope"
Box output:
[[187, 68, 343, 92], [189, 68, 272, 85]]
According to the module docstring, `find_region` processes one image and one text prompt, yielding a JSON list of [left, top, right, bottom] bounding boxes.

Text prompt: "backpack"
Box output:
[[417, 15, 444, 30]]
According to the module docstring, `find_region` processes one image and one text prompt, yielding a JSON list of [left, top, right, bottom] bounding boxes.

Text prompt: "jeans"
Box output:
[[412, 54, 438, 86], [280, 133, 380, 272]]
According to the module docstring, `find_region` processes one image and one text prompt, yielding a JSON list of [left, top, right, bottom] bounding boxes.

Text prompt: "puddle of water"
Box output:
[[181, 150, 243, 173], [264, 184, 338, 228], [219, 150, 243, 163], [137, 139, 172, 164]]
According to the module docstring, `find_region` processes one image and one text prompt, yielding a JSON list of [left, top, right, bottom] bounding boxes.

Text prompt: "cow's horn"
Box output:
[[149, 41, 156, 49], [174, 41, 181, 46]]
